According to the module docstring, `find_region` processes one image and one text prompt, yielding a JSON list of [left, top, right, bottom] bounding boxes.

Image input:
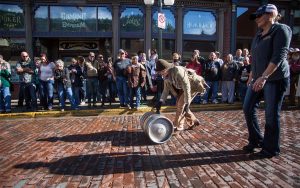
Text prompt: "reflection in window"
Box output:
[[98, 7, 112, 32], [182, 40, 215, 60], [50, 6, 97, 32], [293, 26, 300, 41], [152, 9, 175, 33], [183, 11, 216, 35], [0, 4, 24, 31], [151, 39, 175, 60], [295, 10, 300, 18], [34, 6, 48, 32], [120, 7, 144, 32], [120, 38, 144, 55]]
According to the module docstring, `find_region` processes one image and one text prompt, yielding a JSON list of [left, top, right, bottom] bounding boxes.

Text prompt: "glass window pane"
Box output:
[[151, 39, 175, 60], [120, 38, 144, 55], [237, 7, 258, 38], [292, 26, 300, 42], [50, 6, 97, 32], [182, 40, 215, 60], [120, 7, 144, 32], [0, 4, 24, 31], [183, 10, 216, 35], [34, 6, 48, 32], [152, 9, 175, 33], [98, 7, 112, 32]]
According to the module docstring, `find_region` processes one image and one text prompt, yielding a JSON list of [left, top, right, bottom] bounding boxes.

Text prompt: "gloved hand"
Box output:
[[155, 101, 162, 114], [183, 103, 189, 113]]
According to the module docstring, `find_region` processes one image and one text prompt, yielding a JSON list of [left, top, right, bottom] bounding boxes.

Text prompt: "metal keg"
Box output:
[[140, 112, 174, 144]]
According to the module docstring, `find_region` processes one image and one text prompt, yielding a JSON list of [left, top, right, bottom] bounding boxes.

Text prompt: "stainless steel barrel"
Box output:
[[140, 112, 174, 144]]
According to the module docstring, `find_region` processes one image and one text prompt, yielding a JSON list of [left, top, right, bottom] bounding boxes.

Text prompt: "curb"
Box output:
[[0, 103, 243, 119]]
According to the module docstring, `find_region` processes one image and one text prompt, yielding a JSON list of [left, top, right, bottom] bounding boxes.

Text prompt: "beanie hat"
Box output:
[[155, 59, 174, 71]]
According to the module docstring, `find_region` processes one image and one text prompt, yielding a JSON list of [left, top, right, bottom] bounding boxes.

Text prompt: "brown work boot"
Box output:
[[187, 119, 200, 130]]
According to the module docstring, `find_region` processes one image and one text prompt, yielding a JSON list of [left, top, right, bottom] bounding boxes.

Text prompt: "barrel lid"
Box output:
[[148, 117, 173, 143]]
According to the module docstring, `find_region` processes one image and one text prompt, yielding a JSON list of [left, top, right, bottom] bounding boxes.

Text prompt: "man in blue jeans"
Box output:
[[113, 49, 130, 107], [243, 4, 291, 158]]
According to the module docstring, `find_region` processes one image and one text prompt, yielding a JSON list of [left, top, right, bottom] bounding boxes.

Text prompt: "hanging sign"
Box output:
[[157, 12, 166, 29]]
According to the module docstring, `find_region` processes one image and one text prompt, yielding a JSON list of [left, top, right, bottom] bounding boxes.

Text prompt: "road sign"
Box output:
[[158, 12, 166, 29]]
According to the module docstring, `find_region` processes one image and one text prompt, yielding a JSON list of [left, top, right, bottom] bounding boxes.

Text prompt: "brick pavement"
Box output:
[[0, 110, 299, 187]]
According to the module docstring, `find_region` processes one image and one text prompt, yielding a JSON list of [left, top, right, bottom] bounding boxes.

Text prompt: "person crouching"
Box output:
[[155, 59, 207, 131]]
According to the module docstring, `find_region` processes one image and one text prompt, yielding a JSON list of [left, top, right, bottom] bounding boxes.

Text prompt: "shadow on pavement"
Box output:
[[14, 150, 258, 176], [36, 130, 157, 146]]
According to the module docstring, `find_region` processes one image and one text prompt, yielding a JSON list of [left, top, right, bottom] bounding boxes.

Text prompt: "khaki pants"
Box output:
[[174, 91, 198, 129]]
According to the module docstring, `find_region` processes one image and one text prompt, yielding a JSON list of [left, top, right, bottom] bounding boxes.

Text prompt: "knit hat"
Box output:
[[250, 4, 278, 20], [155, 59, 174, 71]]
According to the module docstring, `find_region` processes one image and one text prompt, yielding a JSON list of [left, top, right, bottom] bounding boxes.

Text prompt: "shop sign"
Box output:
[[120, 8, 144, 32], [50, 6, 96, 32], [184, 11, 216, 35], [59, 41, 99, 51], [0, 4, 24, 30]]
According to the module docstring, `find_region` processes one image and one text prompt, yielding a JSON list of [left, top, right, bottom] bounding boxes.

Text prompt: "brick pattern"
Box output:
[[0, 110, 300, 187]]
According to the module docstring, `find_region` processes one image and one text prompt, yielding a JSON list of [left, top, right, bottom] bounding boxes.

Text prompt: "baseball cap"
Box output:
[[250, 4, 278, 20]]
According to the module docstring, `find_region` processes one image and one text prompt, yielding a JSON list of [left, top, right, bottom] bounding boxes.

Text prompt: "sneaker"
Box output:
[[127, 104, 132, 109], [242, 143, 262, 153], [188, 119, 201, 130], [212, 99, 219, 104], [61, 109, 65, 112], [80, 101, 86, 105], [202, 100, 208, 105]]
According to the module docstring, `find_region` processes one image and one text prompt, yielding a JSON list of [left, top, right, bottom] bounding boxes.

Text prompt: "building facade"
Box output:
[[0, 0, 299, 73]]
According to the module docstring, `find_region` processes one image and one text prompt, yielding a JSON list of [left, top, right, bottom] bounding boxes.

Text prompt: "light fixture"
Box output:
[[144, 0, 154, 5], [163, 0, 174, 6]]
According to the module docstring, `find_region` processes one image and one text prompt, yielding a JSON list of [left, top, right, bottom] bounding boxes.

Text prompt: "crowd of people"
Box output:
[[0, 46, 299, 113]]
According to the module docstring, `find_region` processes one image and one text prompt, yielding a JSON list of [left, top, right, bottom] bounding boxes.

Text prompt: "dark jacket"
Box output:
[[202, 60, 221, 81], [221, 62, 239, 81], [54, 68, 72, 88], [251, 23, 292, 80], [68, 64, 83, 87]]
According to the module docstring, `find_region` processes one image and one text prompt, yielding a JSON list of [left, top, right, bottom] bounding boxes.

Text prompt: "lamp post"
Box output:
[[144, 0, 174, 59]]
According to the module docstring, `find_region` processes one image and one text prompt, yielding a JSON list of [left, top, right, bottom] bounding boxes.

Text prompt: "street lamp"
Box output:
[[144, 0, 175, 59]]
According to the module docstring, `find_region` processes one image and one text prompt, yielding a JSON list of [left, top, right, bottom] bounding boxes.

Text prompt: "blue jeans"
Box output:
[[116, 76, 129, 105], [0, 86, 11, 112], [243, 78, 289, 155], [72, 86, 80, 107], [99, 79, 108, 103], [129, 86, 141, 108], [86, 77, 98, 104], [39, 79, 54, 109], [24, 83, 37, 110], [203, 81, 219, 102], [57, 83, 76, 109], [239, 82, 248, 104]]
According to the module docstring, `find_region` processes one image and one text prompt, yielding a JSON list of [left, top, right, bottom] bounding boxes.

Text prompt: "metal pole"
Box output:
[[158, 0, 163, 59]]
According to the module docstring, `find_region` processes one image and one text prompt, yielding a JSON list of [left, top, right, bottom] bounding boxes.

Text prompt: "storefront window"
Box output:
[[293, 10, 300, 44], [182, 40, 215, 60], [98, 7, 112, 32], [120, 38, 144, 55], [151, 39, 175, 60], [120, 7, 144, 32], [34, 6, 48, 32], [50, 6, 97, 32], [236, 6, 258, 50], [0, 4, 24, 31], [183, 10, 216, 36], [152, 9, 175, 33]]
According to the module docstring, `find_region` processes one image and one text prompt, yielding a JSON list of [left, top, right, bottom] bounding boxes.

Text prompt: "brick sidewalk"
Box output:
[[0, 110, 299, 187]]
